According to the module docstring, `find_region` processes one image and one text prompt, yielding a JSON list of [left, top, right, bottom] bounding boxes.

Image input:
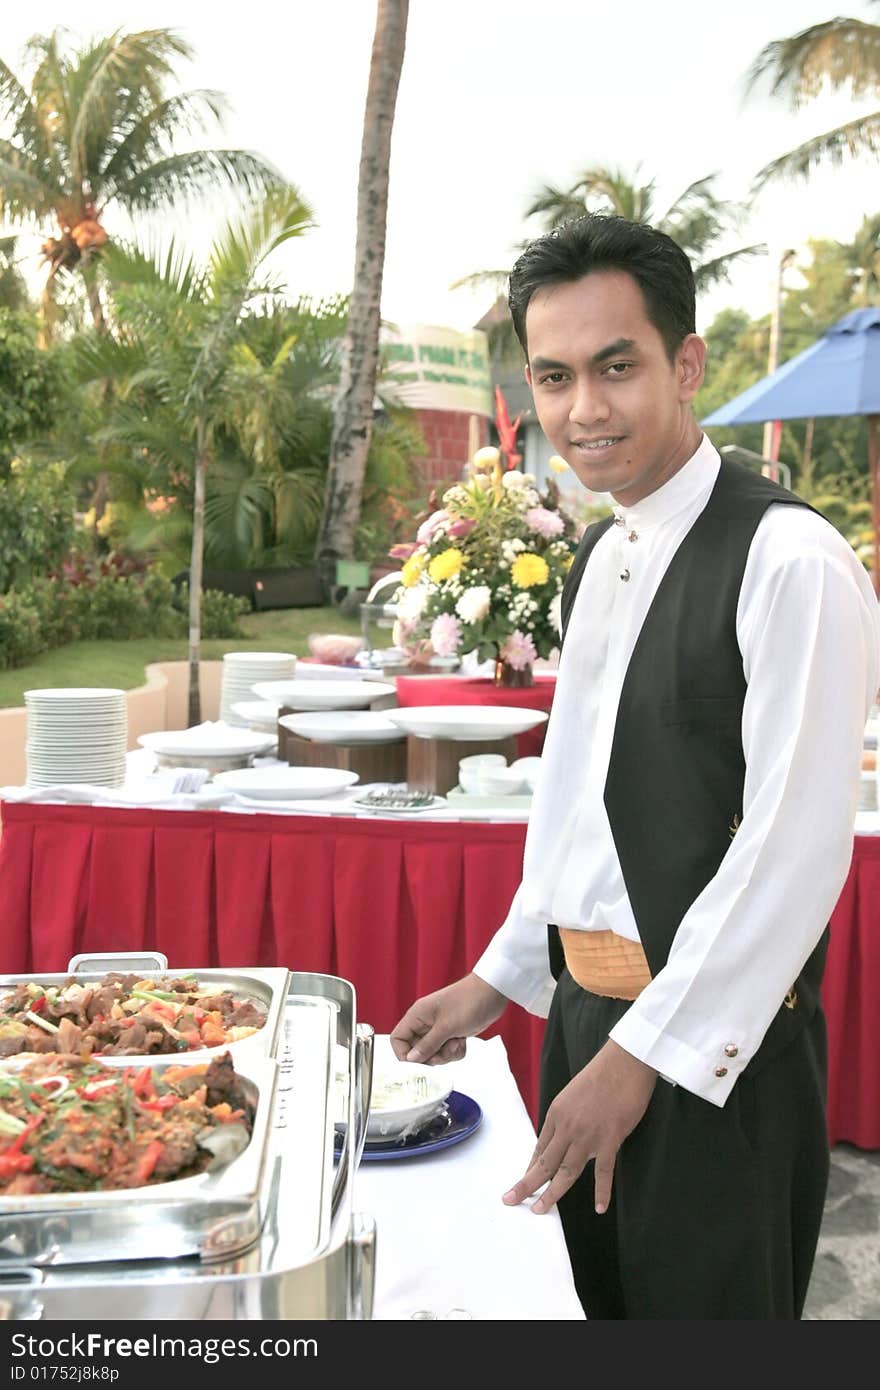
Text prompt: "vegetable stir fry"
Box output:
[[0, 1052, 254, 1195], [0, 973, 266, 1058]]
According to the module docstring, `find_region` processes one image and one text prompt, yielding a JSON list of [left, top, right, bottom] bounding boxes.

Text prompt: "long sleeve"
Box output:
[[472, 882, 556, 1017], [610, 506, 880, 1104]]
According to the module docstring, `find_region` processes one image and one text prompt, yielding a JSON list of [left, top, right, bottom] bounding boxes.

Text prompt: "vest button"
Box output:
[[619, 568, 631, 583], [724, 1043, 739, 1058], [628, 530, 638, 543], [714, 1066, 728, 1078]]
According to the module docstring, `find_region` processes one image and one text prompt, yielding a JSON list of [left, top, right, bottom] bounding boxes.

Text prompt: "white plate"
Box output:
[[252, 679, 395, 711], [384, 706, 549, 741], [138, 727, 276, 758], [212, 766, 360, 799], [278, 711, 405, 744]]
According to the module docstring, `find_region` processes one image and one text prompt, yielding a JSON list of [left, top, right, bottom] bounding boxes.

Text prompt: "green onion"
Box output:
[[0, 1109, 28, 1136], [130, 988, 179, 1004], [24, 1011, 59, 1034]]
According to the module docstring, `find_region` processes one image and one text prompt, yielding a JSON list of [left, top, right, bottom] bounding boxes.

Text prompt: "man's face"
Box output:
[[524, 270, 706, 507]]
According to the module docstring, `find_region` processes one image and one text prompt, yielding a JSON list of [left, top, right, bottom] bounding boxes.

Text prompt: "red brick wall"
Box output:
[[412, 409, 490, 490]]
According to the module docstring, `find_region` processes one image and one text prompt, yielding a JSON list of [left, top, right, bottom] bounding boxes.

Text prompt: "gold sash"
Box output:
[[559, 927, 651, 1001]]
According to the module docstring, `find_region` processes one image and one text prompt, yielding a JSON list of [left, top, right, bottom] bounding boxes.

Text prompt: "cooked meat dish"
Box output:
[[0, 973, 267, 1058], [0, 1051, 255, 1196]]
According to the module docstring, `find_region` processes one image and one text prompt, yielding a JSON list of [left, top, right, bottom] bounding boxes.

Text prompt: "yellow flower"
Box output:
[[401, 553, 425, 587], [562, 553, 574, 570], [511, 553, 550, 588], [548, 454, 569, 474], [428, 548, 465, 583]]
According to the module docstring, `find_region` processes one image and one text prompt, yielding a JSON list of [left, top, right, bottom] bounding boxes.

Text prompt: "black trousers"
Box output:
[[538, 969, 830, 1320]]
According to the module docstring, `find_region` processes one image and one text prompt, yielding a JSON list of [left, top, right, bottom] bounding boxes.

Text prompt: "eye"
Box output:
[[603, 362, 632, 377], [536, 371, 567, 386]]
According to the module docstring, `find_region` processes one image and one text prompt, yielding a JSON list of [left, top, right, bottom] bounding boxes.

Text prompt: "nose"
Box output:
[[568, 375, 611, 428]]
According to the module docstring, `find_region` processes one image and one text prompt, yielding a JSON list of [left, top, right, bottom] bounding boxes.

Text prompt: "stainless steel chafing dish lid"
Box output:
[[0, 1053, 278, 1267], [0, 953, 292, 1065]]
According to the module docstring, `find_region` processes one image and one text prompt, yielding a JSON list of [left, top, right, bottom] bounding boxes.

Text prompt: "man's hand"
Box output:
[[503, 1039, 658, 1216], [390, 973, 508, 1065]]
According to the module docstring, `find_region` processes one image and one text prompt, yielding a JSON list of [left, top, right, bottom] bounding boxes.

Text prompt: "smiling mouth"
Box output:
[[572, 437, 625, 452]]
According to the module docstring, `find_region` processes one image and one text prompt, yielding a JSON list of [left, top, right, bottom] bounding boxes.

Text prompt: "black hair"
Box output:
[[508, 214, 696, 363]]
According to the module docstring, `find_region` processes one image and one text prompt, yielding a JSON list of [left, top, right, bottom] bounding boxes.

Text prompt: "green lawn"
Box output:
[[0, 607, 393, 709]]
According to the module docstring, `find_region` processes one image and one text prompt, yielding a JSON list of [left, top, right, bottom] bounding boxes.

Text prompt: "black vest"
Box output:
[[550, 457, 829, 1075]]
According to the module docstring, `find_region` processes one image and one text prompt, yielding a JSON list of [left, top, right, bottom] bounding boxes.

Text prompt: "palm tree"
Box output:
[[0, 27, 283, 336], [71, 185, 314, 723], [525, 165, 764, 293], [315, 0, 409, 596], [746, 7, 880, 185]]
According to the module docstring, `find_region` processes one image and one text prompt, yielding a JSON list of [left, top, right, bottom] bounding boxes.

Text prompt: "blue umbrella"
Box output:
[[701, 307, 880, 590]]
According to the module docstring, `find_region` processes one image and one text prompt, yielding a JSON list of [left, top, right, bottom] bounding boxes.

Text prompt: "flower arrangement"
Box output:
[[389, 447, 582, 681]]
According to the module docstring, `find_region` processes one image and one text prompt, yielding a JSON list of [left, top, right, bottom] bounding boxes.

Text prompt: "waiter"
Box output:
[[391, 213, 880, 1320]]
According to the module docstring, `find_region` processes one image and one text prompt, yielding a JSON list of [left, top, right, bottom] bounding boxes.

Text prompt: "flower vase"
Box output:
[[494, 658, 535, 689]]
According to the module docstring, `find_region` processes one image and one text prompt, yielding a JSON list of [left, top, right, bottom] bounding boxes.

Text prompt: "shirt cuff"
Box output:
[[610, 1007, 745, 1107], [472, 949, 555, 1018]]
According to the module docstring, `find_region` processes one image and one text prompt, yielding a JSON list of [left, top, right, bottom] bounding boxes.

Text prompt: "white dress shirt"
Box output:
[[473, 434, 880, 1105]]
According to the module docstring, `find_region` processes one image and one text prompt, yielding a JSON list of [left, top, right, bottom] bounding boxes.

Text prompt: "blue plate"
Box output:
[[337, 1091, 483, 1162]]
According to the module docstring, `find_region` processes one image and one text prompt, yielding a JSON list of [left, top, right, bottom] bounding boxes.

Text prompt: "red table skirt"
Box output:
[[395, 674, 556, 758], [0, 800, 875, 1147]]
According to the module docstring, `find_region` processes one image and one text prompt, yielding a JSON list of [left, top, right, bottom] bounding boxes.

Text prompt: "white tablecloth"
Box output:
[[357, 1036, 585, 1321]]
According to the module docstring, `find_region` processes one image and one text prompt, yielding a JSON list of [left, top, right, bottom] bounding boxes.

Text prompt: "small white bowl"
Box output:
[[458, 766, 485, 795], [459, 753, 507, 771], [509, 756, 543, 793], [477, 766, 525, 796]]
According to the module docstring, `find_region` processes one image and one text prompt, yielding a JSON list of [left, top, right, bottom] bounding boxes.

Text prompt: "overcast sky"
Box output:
[[2, 0, 879, 337]]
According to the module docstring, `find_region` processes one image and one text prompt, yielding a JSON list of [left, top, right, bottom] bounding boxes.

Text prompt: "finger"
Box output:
[[502, 1141, 561, 1206], [426, 1037, 466, 1065], [593, 1149, 617, 1215], [405, 1021, 457, 1064], [530, 1152, 582, 1215]]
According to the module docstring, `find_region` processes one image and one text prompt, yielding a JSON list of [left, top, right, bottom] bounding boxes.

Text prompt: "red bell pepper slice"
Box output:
[[135, 1139, 164, 1183]]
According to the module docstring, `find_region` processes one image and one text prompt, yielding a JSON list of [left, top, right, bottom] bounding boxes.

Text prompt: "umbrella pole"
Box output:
[[871, 415, 880, 598]]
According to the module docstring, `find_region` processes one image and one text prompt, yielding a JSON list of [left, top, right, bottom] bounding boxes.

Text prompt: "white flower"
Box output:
[[398, 585, 428, 620], [502, 471, 528, 490], [549, 592, 562, 635], [456, 585, 492, 624]]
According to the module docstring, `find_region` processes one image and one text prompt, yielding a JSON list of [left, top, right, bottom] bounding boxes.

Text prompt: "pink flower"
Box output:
[[525, 506, 565, 539], [499, 630, 537, 670], [416, 509, 450, 545], [430, 612, 463, 656], [388, 542, 418, 560], [447, 518, 476, 540]]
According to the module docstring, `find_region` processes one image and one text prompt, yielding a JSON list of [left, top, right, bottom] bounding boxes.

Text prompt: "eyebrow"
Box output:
[[530, 338, 637, 372]]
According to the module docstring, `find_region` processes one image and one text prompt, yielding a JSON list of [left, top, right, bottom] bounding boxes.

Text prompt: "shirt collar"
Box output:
[[611, 433, 720, 533]]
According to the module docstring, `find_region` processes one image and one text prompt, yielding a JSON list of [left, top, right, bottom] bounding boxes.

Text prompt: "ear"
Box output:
[[677, 334, 706, 403], [524, 362, 533, 389]]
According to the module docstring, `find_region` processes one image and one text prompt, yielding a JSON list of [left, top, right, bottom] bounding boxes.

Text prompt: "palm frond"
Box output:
[[0, 59, 47, 163], [99, 88, 228, 188], [752, 110, 880, 187], [207, 184, 315, 295], [70, 28, 196, 180], [448, 268, 510, 293], [0, 151, 60, 221], [524, 183, 590, 228], [111, 148, 286, 212], [204, 469, 275, 567], [693, 244, 767, 293], [746, 18, 880, 108]]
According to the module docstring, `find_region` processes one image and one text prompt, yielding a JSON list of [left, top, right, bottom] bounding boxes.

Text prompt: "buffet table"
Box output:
[[0, 799, 876, 1149]]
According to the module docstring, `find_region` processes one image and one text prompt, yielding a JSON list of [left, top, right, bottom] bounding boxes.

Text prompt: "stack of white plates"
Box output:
[[25, 688, 128, 788], [219, 652, 297, 726]]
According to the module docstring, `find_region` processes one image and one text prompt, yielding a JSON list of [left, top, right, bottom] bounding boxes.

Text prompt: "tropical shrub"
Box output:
[[0, 460, 76, 591]]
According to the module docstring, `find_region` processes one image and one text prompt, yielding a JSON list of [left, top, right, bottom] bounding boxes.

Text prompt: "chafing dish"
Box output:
[[0, 1054, 277, 1265], [0, 952, 291, 1066], [0, 971, 375, 1321]]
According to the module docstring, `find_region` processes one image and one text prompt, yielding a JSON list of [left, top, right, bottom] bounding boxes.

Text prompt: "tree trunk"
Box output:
[[188, 421, 209, 726], [315, 0, 409, 597]]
